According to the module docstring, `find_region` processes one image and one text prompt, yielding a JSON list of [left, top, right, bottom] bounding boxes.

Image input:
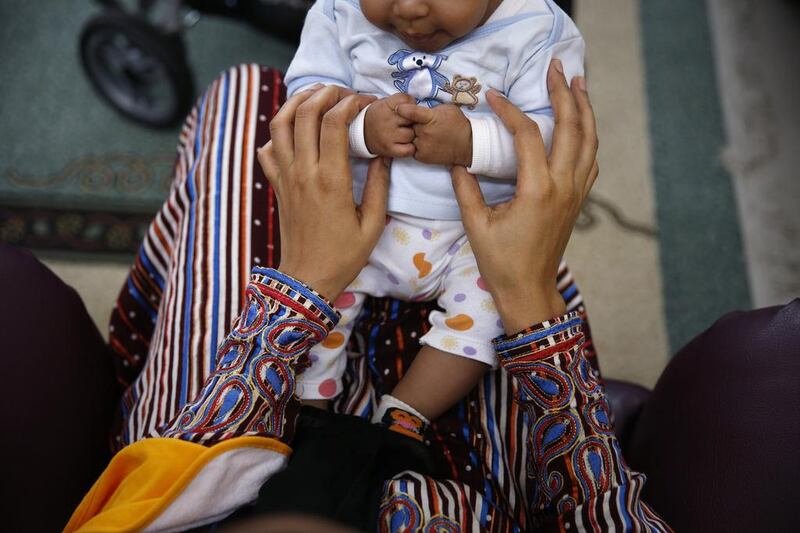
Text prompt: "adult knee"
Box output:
[[0, 244, 119, 531], [628, 301, 800, 532]]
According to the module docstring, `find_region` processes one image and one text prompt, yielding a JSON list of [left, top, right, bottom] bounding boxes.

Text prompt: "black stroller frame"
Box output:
[[80, 0, 311, 128]]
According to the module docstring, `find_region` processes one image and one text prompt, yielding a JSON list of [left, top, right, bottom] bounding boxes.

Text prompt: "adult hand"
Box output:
[[257, 85, 391, 302], [452, 60, 599, 334]]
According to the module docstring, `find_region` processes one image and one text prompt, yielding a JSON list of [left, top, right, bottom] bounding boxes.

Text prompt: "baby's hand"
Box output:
[[364, 93, 417, 158], [396, 103, 472, 167]]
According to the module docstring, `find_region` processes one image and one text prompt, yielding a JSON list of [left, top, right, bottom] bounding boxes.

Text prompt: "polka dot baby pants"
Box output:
[[297, 213, 504, 399]]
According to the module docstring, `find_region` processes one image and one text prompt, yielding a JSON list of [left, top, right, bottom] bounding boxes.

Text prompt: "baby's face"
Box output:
[[361, 0, 503, 53]]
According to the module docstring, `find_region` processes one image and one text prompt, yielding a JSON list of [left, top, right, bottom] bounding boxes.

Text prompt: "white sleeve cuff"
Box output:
[[466, 116, 493, 176], [466, 115, 517, 179], [348, 104, 377, 159], [466, 113, 556, 179]]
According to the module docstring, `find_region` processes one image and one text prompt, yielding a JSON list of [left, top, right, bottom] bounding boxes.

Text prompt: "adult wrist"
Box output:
[[493, 285, 566, 336], [276, 263, 347, 303], [250, 267, 341, 334]]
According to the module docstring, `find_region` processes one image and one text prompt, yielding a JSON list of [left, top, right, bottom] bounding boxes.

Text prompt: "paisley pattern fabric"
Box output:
[[492, 313, 671, 531], [160, 268, 338, 445]]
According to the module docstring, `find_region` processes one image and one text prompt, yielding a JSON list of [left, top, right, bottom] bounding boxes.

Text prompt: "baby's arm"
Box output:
[[285, 0, 384, 160], [285, 3, 416, 161], [398, 14, 586, 178], [395, 103, 475, 168], [466, 18, 586, 179], [359, 93, 418, 159], [284, 1, 352, 97]]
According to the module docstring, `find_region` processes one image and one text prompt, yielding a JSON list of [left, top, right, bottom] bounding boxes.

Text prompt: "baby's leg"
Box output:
[[297, 290, 367, 409], [390, 346, 489, 420], [301, 398, 331, 410], [382, 242, 504, 425]]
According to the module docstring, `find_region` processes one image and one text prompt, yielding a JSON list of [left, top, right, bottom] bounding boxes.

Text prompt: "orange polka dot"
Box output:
[[413, 252, 433, 278], [322, 331, 345, 349], [445, 314, 474, 331]]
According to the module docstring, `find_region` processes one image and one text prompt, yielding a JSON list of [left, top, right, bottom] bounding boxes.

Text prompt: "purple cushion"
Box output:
[[0, 244, 119, 531], [629, 300, 800, 532]]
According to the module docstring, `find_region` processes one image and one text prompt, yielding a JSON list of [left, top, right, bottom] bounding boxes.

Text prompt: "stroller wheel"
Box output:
[[80, 10, 194, 128]]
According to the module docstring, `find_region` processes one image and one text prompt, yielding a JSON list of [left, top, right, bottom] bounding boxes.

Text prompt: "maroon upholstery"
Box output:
[[0, 244, 119, 532], [628, 300, 800, 532], [604, 378, 651, 454]]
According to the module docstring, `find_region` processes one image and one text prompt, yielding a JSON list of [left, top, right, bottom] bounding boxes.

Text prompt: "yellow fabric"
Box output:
[[64, 436, 291, 533]]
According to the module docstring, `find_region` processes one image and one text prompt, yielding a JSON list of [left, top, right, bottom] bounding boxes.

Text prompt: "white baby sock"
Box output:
[[372, 394, 430, 442]]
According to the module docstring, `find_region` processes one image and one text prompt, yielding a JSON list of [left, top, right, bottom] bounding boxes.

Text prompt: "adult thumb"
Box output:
[[451, 165, 486, 225], [359, 157, 391, 237]]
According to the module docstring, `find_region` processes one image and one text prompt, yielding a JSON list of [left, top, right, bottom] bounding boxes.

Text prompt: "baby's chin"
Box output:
[[395, 29, 455, 53]]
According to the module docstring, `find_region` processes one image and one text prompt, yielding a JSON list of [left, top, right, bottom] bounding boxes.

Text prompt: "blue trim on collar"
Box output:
[[441, 11, 551, 53], [336, 0, 552, 56], [286, 75, 350, 97], [542, 0, 565, 49], [323, 0, 336, 20], [524, 106, 554, 117]]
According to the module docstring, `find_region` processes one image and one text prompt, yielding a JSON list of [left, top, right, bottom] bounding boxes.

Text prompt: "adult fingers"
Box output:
[[485, 90, 549, 195], [584, 160, 599, 198], [396, 103, 435, 125], [358, 157, 391, 242], [293, 86, 347, 170], [319, 93, 376, 179], [451, 165, 489, 230], [547, 59, 582, 184], [256, 141, 281, 190], [571, 76, 599, 199], [269, 88, 318, 170], [334, 85, 357, 97]]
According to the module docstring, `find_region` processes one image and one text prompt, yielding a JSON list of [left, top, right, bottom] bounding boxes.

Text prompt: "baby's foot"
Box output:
[[373, 394, 430, 442]]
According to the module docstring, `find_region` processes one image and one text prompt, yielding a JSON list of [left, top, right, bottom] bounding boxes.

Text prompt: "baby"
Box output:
[[284, 0, 584, 439]]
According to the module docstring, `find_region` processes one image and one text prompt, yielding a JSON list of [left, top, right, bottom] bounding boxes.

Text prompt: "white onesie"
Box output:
[[284, 0, 585, 399]]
